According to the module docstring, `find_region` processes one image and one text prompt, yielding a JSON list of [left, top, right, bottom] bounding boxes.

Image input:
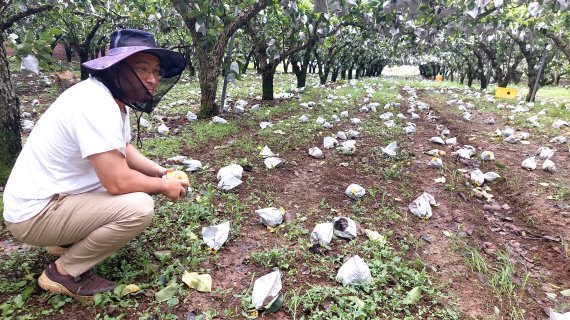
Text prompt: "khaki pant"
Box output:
[[6, 192, 154, 277]]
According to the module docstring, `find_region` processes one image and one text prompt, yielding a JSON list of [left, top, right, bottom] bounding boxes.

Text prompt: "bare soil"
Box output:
[[1, 73, 569, 319]]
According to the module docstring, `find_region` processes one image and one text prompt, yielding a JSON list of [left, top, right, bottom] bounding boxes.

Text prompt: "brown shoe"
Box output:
[[38, 262, 116, 301]]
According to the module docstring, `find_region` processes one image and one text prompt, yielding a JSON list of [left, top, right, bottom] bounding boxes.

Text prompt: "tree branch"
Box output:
[[544, 32, 570, 63], [212, 1, 268, 65], [0, 0, 14, 17], [82, 16, 106, 48], [0, 4, 52, 32]]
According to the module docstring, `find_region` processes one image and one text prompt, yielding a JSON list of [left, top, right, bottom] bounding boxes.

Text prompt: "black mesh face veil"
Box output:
[[91, 60, 181, 148]]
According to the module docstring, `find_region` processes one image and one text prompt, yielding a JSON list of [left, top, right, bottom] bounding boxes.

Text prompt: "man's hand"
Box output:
[[161, 176, 187, 201]]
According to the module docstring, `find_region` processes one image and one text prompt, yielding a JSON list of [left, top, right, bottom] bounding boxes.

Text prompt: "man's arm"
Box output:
[[89, 149, 187, 201], [125, 143, 166, 177]]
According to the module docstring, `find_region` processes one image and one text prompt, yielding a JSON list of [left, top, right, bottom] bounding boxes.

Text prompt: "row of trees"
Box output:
[[417, 1, 569, 102], [1, 0, 569, 184]]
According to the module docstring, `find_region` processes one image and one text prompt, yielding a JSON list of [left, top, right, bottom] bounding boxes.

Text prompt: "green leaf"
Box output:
[[114, 284, 126, 296], [561, 289, 570, 297], [264, 293, 284, 313], [167, 296, 179, 307], [49, 27, 63, 36], [16, 43, 33, 54], [14, 294, 24, 308], [155, 283, 180, 302], [402, 286, 422, 305]]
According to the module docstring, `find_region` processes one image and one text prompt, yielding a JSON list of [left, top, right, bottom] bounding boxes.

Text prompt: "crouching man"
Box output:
[[2, 29, 188, 300]]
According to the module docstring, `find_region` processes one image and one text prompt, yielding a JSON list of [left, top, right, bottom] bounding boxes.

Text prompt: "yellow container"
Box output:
[[495, 87, 518, 99], [435, 74, 443, 82]]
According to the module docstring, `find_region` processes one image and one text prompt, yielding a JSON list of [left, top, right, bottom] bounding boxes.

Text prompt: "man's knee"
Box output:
[[124, 192, 154, 226]]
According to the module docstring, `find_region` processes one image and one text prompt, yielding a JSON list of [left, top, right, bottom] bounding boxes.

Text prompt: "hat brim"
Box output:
[[82, 46, 186, 78]]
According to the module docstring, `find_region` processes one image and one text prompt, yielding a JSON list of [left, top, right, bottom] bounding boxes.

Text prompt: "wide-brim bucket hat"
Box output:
[[82, 29, 186, 78]]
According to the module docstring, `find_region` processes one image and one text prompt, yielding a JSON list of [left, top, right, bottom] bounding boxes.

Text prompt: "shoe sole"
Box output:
[[45, 246, 66, 257], [38, 272, 92, 302]]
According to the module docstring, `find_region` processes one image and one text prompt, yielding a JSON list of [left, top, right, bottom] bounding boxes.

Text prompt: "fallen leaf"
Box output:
[[434, 177, 446, 183], [120, 284, 141, 297], [402, 287, 422, 304], [561, 289, 570, 297], [182, 271, 212, 292], [364, 229, 386, 244], [154, 250, 172, 261], [155, 283, 180, 302], [347, 295, 365, 308]]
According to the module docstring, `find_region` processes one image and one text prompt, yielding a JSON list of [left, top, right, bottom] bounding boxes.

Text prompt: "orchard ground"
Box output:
[[0, 66, 569, 320]]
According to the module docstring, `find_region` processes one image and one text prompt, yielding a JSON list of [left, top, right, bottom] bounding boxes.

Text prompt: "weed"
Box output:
[[287, 240, 459, 319], [250, 247, 295, 270], [452, 237, 529, 319]]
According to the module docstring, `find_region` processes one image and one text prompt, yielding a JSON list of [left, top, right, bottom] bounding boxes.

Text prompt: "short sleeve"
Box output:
[[70, 84, 127, 159]]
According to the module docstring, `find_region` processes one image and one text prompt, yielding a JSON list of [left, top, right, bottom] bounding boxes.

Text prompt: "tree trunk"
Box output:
[[554, 72, 561, 86], [467, 65, 475, 87], [242, 48, 254, 74], [198, 68, 219, 118], [377, 63, 386, 76], [296, 50, 312, 88], [474, 51, 487, 90], [526, 74, 537, 102], [321, 65, 331, 84], [78, 47, 90, 80], [173, 0, 267, 118], [0, 39, 22, 185], [498, 56, 521, 87], [331, 68, 339, 82], [187, 60, 195, 77], [262, 69, 275, 100], [291, 53, 308, 88], [291, 55, 302, 85], [296, 69, 307, 88], [65, 43, 73, 62], [315, 53, 326, 84]]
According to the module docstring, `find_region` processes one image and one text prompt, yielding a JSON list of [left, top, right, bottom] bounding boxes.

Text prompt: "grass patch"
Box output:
[[286, 240, 459, 319], [191, 122, 239, 143], [451, 236, 529, 320], [140, 135, 182, 158]]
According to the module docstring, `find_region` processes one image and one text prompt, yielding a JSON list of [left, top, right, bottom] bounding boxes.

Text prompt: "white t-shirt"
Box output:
[[3, 77, 132, 223]]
